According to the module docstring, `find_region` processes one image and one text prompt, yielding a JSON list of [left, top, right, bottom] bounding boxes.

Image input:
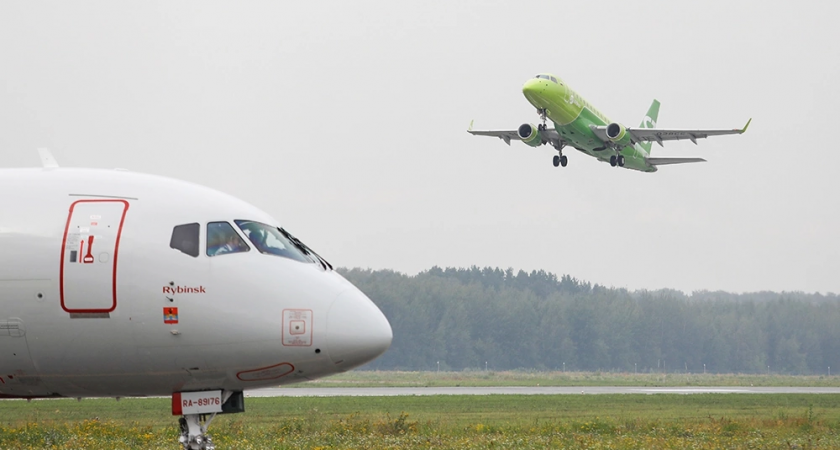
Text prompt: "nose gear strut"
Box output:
[[534, 108, 569, 168], [537, 108, 547, 131], [179, 414, 216, 450]]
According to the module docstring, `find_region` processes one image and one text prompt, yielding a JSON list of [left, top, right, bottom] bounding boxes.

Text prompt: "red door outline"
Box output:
[[236, 362, 295, 381], [59, 199, 129, 313]]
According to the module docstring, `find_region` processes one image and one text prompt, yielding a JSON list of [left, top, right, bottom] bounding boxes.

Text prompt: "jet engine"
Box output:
[[606, 122, 633, 147], [517, 123, 543, 147]]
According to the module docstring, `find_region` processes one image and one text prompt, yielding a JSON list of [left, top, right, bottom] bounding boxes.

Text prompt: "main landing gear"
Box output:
[[610, 154, 625, 167], [551, 142, 568, 168]]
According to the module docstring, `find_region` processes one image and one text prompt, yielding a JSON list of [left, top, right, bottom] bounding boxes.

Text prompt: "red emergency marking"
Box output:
[[83, 235, 95, 264], [282, 309, 313, 347], [172, 392, 182, 415], [236, 362, 295, 382]]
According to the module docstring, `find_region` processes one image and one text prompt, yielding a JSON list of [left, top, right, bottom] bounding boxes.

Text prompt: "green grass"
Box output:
[[2, 394, 840, 449], [294, 369, 840, 388]]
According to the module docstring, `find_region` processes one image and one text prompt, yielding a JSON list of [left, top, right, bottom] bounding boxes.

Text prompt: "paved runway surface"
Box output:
[[247, 386, 840, 397]]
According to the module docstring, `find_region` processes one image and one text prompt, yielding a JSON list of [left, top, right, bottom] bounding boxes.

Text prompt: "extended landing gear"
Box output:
[[537, 108, 547, 130], [174, 390, 245, 450], [179, 415, 216, 450], [551, 141, 568, 168], [609, 155, 625, 167]]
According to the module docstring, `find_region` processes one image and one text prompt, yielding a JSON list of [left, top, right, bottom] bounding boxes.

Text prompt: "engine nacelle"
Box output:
[[517, 124, 543, 147], [606, 122, 633, 147]]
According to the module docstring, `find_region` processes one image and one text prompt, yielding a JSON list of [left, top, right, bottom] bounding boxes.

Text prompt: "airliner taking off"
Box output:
[[0, 151, 392, 450], [469, 74, 750, 172]]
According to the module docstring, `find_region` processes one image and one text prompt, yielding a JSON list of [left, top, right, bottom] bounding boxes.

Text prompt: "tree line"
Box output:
[[341, 266, 840, 375]]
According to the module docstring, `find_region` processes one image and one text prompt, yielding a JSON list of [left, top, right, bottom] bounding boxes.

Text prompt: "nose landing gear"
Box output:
[[174, 390, 245, 450], [179, 414, 216, 450], [537, 108, 547, 131], [533, 109, 568, 169]]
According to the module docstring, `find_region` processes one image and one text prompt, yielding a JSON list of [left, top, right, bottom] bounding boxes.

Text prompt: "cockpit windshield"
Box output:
[[535, 74, 558, 84], [234, 220, 310, 263], [207, 222, 249, 257]]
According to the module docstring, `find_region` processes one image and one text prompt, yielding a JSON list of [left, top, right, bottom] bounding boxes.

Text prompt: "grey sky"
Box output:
[[1, 1, 838, 293]]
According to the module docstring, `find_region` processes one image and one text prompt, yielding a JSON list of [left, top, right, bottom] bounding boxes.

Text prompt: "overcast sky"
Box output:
[[1, 1, 838, 294]]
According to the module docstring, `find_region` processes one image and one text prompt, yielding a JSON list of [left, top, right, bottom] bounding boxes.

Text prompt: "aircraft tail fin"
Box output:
[[639, 99, 660, 155]]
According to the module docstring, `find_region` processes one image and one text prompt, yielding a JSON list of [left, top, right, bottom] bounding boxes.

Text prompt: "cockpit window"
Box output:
[[207, 222, 250, 257], [535, 74, 558, 84], [170, 223, 200, 258], [234, 220, 310, 263]]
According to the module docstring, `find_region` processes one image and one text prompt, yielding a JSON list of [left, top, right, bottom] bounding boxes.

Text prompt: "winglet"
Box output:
[[468, 120, 474, 132], [740, 118, 752, 134], [37, 148, 60, 169]]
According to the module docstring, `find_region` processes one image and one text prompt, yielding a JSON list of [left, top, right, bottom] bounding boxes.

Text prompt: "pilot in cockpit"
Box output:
[[207, 222, 249, 256]]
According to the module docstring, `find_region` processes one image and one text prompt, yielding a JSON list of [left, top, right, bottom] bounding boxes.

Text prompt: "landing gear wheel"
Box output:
[[560, 155, 568, 167], [617, 155, 625, 167], [552, 155, 560, 167], [609, 155, 617, 167]]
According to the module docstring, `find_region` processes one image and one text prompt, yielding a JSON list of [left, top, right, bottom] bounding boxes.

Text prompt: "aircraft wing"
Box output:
[[467, 129, 522, 145], [592, 119, 751, 147], [646, 157, 706, 166], [467, 122, 563, 146]]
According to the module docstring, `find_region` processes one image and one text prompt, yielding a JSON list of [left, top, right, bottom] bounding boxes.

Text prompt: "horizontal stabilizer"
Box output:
[[647, 157, 706, 166]]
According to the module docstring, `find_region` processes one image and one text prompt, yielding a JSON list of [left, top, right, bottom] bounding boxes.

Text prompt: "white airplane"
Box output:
[[0, 150, 392, 450]]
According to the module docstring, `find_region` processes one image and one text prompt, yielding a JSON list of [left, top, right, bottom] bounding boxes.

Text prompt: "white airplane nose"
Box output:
[[326, 289, 392, 369]]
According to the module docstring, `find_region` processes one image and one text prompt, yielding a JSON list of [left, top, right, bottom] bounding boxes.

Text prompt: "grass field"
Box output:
[[2, 394, 840, 449], [295, 369, 840, 388]]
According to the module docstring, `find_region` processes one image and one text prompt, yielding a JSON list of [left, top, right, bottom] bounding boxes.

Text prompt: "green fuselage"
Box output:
[[522, 76, 656, 172]]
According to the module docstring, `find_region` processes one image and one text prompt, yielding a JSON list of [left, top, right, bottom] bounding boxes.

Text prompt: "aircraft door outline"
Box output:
[[59, 199, 129, 314]]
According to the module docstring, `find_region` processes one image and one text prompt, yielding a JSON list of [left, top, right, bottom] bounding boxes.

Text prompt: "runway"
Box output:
[[246, 386, 840, 397]]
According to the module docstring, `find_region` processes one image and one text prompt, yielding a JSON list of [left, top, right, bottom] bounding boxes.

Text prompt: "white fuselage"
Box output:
[[0, 168, 392, 398]]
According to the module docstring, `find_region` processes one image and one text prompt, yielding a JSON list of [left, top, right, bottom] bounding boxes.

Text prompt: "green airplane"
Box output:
[[469, 74, 751, 172]]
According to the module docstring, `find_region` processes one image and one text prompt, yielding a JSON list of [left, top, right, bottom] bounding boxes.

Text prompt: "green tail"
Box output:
[[639, 99, 660, 154]]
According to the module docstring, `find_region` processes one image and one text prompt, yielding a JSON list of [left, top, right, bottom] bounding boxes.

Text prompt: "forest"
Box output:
[[341, 266, 840, 375]]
